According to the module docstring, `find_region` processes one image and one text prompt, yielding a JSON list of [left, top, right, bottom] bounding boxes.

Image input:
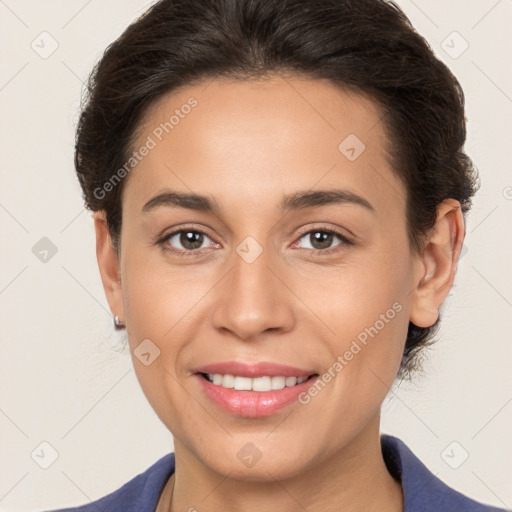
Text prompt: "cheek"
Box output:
[[121, 267, 190, 433], [120, 250, 217, 407], [296, 251, 411, 404], [304, 293, 408, 441], [326, 287, 407, 389], [292, 251, 409, 346], [122, 249, 211, 338]]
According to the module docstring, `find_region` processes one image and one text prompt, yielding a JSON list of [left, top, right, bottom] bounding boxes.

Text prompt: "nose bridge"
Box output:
[[211, 237, 294, 339], [233, 238, 272, 299]]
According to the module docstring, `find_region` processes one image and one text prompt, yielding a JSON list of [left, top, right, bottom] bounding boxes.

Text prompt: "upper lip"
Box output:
[[192, 361, 317, 378]]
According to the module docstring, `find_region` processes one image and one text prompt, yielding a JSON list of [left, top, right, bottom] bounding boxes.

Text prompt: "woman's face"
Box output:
[[99, 75, 428, 479]]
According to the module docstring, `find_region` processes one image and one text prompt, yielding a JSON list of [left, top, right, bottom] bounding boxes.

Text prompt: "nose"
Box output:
[[211, 244, 295, 341]]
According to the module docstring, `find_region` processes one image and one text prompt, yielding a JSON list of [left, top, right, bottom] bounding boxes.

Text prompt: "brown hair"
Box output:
[[74, 0, 478, 379]]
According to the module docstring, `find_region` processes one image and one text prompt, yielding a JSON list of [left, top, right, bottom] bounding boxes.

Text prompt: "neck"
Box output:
[[159, 413, 403, 512]]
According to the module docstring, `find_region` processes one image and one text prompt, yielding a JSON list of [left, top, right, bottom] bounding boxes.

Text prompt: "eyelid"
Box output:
[[157, 223, 216, 242], [293, 224, 354, 244]]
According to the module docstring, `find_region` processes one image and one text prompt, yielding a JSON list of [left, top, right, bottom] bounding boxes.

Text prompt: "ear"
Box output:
[[409, 199, 465, 328], [93, 211, 124, 323]]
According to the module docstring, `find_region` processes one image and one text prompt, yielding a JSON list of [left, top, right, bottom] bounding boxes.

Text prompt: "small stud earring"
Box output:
[[114, 315, 126, 329]]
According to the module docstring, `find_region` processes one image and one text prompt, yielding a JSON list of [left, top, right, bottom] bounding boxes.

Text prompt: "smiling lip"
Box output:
[[192, 361, 319, 417], [192, 361, 316, 378]]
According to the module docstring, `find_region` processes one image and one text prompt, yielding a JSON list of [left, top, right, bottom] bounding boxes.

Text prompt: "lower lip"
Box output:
[[196, 374, 318, 417]]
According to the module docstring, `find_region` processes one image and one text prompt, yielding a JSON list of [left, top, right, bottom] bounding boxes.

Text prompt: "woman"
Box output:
[[49, 0, 506, 510]]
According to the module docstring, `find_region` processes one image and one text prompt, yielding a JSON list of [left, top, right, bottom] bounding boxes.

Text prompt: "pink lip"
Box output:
[[192, 361, 316, 378], [195, 374, 318, 417], [192, 361, 319, 417]]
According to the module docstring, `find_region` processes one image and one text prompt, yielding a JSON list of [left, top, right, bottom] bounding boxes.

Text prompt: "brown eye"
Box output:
[[294, 227, 353, 255], [162, 230, 212, 253], [309, 231, 336, 250]]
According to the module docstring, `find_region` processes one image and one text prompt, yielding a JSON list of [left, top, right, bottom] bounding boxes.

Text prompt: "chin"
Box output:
[[189, 438, 319, 482]]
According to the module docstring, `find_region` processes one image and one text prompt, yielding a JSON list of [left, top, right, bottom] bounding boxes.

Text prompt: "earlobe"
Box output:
[[409, 199, 465, 328], [93, 211, 124, 323]]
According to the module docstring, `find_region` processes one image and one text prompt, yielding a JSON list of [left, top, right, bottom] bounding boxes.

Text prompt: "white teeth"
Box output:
[[253, 376, 272, 392], [206, 373, 311, 391], [221, 374, 235, 388], [285, 376, 297, 387], [234, 376, 252, 391], [271, 376, 286, 390]]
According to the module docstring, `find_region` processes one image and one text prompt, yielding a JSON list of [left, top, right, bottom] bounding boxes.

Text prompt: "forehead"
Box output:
[[124, 75, 402, 216]]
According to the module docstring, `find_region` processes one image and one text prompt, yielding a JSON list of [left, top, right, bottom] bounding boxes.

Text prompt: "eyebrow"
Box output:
[[141, 188, 375, 215]]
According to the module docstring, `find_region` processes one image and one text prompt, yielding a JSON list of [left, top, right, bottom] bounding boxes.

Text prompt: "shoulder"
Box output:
[[381, 434, 507, 512], [45, 452, 175, 512]]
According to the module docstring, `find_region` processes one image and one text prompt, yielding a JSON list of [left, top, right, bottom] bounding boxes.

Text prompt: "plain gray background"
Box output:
[[0, 0, 511, 510]]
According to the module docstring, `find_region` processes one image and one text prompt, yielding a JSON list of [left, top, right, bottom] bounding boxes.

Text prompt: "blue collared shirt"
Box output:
[[48, 435, 508, 511]]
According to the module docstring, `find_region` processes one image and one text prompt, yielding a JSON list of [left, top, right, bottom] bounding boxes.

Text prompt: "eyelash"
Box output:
[[156, 226, 354, 257]]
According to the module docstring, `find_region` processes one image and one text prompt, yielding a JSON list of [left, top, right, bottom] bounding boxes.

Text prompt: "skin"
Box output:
[[93, 74, 465, 512]]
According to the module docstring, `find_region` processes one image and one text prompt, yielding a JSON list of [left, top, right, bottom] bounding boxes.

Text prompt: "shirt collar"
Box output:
[[380, 434, 503, 511]]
